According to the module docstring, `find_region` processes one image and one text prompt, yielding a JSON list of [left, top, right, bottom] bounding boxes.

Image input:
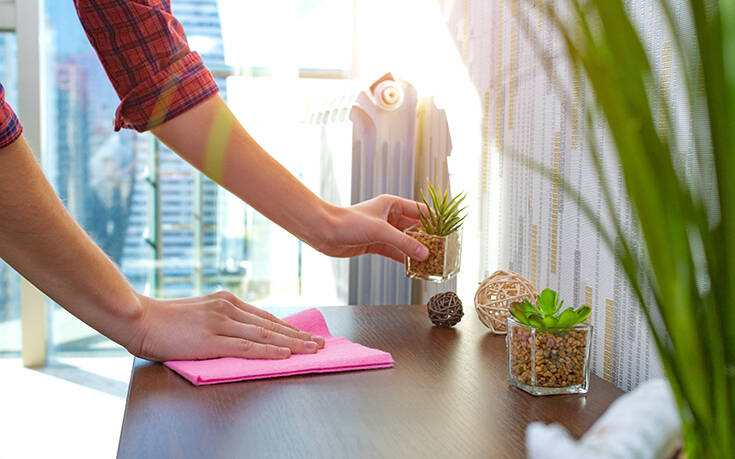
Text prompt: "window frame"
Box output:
[[9, 0, 360, 365], [4, 0, 48, 367]]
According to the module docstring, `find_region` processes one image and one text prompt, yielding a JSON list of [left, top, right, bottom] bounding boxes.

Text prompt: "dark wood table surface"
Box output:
[[118, 305, 623, 459]]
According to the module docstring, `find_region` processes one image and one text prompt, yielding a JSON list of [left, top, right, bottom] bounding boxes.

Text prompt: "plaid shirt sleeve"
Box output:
[[74, 0, 219, 132], [0, 83, 22, 149]]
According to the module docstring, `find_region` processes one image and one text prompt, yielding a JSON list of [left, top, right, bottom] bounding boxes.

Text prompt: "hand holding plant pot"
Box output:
[[506, 288, 592, 396], [404, 181, 467, 282]]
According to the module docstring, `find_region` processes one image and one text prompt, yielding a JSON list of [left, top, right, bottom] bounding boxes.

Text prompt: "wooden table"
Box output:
[[118, 305, 623, 458]]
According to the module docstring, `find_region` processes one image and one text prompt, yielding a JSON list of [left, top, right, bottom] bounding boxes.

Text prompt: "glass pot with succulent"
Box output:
[[404, 181, 466, 282], [506, 288, 592, 396]]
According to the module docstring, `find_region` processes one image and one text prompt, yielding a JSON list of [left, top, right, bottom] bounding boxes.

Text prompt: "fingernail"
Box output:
[[279, 347, 291, 357], [415, 245, 429, 260], [311, 335, 324, 345], [305, 341, 318, 351]]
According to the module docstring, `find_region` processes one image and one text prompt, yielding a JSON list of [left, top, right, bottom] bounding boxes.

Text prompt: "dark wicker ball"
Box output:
[[427, 292, 463, 328]]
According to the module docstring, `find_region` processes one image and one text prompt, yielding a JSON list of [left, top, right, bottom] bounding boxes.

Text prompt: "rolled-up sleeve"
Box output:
[[74, 0, 219, 132], [0, 83, 22, 149]]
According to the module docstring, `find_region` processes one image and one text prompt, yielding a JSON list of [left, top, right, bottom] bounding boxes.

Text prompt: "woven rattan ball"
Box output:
[[474, 270, 538, 334], [427, 292, 463, 328]]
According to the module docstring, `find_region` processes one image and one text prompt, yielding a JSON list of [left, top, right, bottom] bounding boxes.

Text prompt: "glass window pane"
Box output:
[[165, 1, 355, 305], [40, 0, 354, 359], [0, 32, 21, 358], [0, 32, 18, 108], [43, 2, 149, 356], [295, 0, 353, 71], [153, 0, 229, 299], [217, 0, 353, 72], [224, 76, 356, 306]]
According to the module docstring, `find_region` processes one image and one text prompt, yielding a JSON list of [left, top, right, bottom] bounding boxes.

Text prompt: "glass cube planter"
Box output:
[[404, 224, 462, 282], [506, 317, 592, 396]]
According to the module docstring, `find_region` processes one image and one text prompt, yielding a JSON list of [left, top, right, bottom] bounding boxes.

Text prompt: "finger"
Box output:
[[394, 215, 420, 231], [217, 336, 292, 360], [164, 294, 221, 304], [164, 293, 325, 347], [227, 300, 325, 349], [366, 243, 405, 263], [391, 196, 430, 220], [215, 292, 304, 334], [375, 221, 429, 261], [218, 319, 320, 354], [224, 306, 325, 349]]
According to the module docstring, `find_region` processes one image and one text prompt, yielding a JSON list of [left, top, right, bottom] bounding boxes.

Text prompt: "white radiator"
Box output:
[[304, 73, 454, 305]]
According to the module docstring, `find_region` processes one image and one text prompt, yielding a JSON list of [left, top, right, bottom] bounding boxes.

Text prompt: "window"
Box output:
[[211, 0, 356, 306], [217, 0, 353, 75], [40, 0, 355, 357], [148, 0, 357, 305], [0, 32, 21, 358], [42, 2, 148, 355]]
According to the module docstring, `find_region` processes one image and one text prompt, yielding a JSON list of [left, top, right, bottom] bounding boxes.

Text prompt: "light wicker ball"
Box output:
[[474, 270, 538, 334]]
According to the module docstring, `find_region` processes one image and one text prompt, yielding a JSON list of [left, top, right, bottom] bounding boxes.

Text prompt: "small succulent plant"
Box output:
[[417, 180, 467, 237], [509, 288, 591, 331]]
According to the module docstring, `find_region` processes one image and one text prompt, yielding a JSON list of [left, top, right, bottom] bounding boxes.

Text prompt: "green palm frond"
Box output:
[[514, 0, 735, 456]]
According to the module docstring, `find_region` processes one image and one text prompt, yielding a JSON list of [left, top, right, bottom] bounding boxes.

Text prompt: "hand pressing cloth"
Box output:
[[165, 308, 394, 386]]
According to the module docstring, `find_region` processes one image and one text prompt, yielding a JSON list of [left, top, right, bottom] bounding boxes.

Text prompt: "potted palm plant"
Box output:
[[507, 288, 592, 395], [404, 180, 466, 282], [517, 0, 735, 455]]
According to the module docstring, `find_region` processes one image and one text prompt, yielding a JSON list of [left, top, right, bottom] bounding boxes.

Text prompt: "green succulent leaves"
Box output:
[[509, 288, 591, 332], [416, 180, 467, 236]]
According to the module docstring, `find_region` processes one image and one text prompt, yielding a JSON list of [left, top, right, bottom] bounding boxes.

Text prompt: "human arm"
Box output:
[[152, 96, 430, 262], [0, 137, 322, 361], [74, 0, 430, 262]]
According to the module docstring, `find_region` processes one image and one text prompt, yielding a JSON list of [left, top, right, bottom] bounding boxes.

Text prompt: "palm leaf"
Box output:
[[514, 0, 735, 455]]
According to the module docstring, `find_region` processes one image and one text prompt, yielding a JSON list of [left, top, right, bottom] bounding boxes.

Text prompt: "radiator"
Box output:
[[306, 73, 454, 305]]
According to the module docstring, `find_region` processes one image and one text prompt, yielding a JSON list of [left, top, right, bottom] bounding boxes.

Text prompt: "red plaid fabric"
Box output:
[[74, 0, 219, 132], [0, 83, 22, 149], [0, 84, 23, 148]]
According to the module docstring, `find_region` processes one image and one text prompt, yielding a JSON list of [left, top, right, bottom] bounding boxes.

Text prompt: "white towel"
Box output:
[[526, 378, 682, 459]]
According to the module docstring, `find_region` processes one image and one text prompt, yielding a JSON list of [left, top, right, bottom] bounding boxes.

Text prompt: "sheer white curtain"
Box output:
[[354, 0, 484, 302]]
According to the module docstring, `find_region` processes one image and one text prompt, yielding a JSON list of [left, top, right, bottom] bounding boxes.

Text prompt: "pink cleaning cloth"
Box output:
[[165, 308, 394, 386]]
